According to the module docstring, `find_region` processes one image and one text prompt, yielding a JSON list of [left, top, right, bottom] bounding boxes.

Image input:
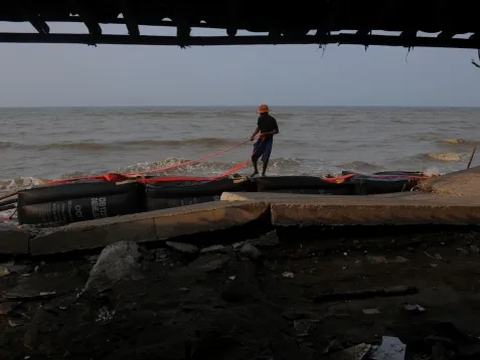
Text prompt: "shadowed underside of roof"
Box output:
[[0, 0, 478, 49]]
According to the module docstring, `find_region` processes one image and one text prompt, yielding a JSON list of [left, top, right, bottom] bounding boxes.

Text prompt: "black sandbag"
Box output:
[[18, 191, 142, 225], [254, 176, 345, 192], [351, 176, 416, 195], [18, 180, 141, 206], [146, 195, 221, 211], [145, 177, 255, 199]]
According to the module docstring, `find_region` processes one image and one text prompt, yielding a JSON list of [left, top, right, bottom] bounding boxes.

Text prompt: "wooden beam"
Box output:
[[437, 31, 456, 40], [120, 0, 140, 37], [29, 14, 49, 34], [0, 33, 477, 49], [69, 0, 102, 37]]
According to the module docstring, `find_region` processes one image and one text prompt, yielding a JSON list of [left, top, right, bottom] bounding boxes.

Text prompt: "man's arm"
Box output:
[[249, 126, 260, 140]]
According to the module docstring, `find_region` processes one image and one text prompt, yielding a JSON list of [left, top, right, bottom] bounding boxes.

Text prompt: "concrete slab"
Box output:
[[418, 166, 480, 196], [0, 226, 30, 255], [221, 192, 480, 226], [152, 200, 269, 240], [29, 200, 268, 256]]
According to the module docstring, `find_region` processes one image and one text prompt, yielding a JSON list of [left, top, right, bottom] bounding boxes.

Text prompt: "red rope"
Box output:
[[45, 138, 257, 185]]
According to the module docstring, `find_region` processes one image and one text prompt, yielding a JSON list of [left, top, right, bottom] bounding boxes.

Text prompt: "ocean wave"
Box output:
[[426, 153, 462, 161], [0, 137, 245, 151], [0, 157, 312, 193], [441, 138, 480, 146]]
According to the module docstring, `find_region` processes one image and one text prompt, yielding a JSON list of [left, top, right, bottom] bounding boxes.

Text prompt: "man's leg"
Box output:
[[251, 157, 259, 177], [260, 140, 273, 177], [251, 139, 264, 177]]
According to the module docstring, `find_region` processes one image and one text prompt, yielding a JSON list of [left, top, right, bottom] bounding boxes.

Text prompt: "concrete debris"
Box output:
[[239, 243, 262, 260], [294, 319, 312, 336], [190, 254, 230, 272], [8, 318, 25, 328], [456, 247, 470, 255], [0, 265, 10, 277], [329, 343, 371, 360], [249, 230, 280, 247], [3, 289, 57, 300], [404, 304, 426, 314], [84, 241, 144, 293], [95, 306, 115, 323], [200, 244, 227, 254], [371, 336, 406, 360], [155, 248, 168, 261], [362, 308, 380, 315], [165, 241, 199, 255], [470, 245, 480, 254], [367, 255, 387, 264]]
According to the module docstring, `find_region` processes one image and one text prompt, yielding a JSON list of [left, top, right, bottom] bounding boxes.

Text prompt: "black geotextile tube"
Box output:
[[17, 181, 145, 225]]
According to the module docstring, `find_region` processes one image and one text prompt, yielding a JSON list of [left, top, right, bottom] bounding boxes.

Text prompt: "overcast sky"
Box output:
[[0, 22, 479, 107]]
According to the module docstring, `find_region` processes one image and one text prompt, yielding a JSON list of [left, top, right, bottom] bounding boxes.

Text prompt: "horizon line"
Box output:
[[0, 104, 479, 109]]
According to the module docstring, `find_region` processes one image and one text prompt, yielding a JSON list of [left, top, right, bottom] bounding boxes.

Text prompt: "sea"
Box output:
[[1, 106, 478, 197]]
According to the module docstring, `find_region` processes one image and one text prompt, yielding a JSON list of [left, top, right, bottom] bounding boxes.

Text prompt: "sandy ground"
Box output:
[[2, 227, 480, 359]]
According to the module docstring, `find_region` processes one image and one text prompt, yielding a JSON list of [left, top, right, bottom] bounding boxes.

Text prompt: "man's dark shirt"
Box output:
[[257, 114, 279, 140]]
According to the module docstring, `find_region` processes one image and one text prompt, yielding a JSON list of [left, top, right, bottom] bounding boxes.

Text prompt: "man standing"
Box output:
[[249, 104, 279, 177]]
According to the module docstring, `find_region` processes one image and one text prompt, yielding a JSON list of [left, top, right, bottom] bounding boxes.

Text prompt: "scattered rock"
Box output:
[[0, 302, 20, 315], [87, 254, 100, 263], [470, 245, 480, 254], [0, 266, 10, 277], [431, 342, 449, 360], [179, 287, 189, 292], [391, 256, 409, 264], [294, 319, 312, 336], [362, 308, 380, 315], [8, 318, 25, 328], [200, 244, 227, 254], [239, 243, 262, 260], [3, 289, 57, 301], [326, 339, 345, 353], [329, 343, 371, 360], [249, 230, 280, 247], [431, 263, 438, 268], [456, 247, 470, 255], [232, 241, 245, 249], [155, 248, 168, 261], [84, 241, 144, 293], [96, 306, 116, 323], [434, 253, 443, 260], [367, 255, 387, 264], [166, 241, 199, 255], [282, 271, 294, 279], [190, 254, 230, 272], [404, 304, 426, 314]]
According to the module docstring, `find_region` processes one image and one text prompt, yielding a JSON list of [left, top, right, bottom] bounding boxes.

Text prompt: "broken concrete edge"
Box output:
[[0, 226, 30, 255], [221, 192, 480, 226], [27, 200, 270, 256]]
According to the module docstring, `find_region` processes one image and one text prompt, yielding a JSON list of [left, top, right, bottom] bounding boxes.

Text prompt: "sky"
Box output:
[[0, 22, 479, 107]]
